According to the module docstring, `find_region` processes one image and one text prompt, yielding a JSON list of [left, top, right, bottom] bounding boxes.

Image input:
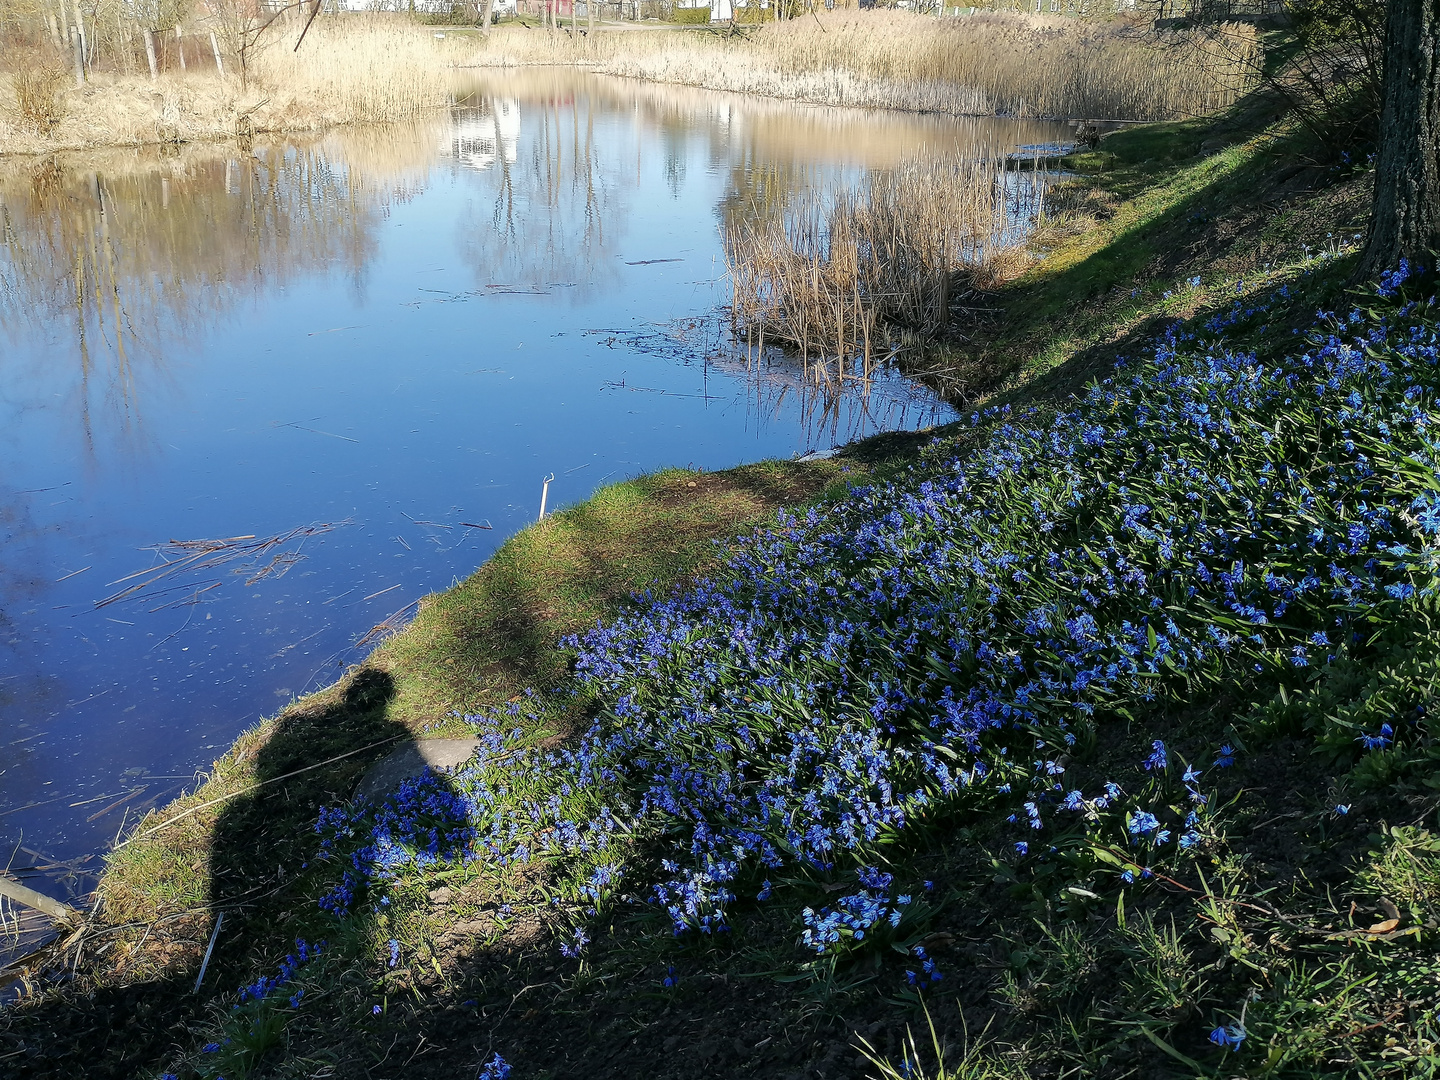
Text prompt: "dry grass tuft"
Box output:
[[1, 12, 1258, 154], [9, 51, 68, 134]]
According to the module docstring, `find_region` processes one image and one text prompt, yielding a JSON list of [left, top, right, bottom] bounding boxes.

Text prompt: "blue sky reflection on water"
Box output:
[[0, 70, 1067, 898]]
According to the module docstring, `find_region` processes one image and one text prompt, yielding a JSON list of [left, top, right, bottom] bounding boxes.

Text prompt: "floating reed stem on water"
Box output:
[[96, 521, 345, 610], [724, 154, 1043, 377]]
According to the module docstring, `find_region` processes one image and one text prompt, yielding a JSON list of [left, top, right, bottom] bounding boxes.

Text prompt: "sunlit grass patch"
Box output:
[[378, 459, 863, 735]]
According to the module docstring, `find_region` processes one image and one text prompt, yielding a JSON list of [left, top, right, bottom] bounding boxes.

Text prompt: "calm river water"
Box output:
[[0, 70, 1068, 907]]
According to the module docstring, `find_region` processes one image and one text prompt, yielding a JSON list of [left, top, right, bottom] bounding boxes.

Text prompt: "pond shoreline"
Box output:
[[4, 99, 1404, 1078], [2, 12, 1255, 158]]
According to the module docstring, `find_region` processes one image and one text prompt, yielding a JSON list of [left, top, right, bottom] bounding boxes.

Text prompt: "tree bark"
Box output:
[[480, 0, 496, 35], [145, 28, 160, 79], [1359, 0, 1440, 277]]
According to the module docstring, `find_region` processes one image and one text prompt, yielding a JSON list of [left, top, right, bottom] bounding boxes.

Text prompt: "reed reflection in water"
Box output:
[[0, 71, 1062, 920]]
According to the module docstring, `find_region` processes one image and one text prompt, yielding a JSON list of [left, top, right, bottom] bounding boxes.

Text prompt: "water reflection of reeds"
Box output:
[[623, 315, 955, 452], [723, 152, 1049, 383], [0, 71, 1036, 469]]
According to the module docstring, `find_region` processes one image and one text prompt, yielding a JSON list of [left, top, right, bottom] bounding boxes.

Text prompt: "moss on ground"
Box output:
[[4, 98, 1434, 1080]]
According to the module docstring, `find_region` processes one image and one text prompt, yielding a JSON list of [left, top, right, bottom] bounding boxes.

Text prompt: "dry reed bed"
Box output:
[[471, 12, 1260, 122], [0, 16, 461, 154], [725, 154, 1041, 372], [3, 12, 1258, 154]]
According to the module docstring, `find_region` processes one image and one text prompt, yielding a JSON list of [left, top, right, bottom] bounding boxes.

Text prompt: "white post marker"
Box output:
[[539, 473, 555, 519], [194, 910, 224, 993]]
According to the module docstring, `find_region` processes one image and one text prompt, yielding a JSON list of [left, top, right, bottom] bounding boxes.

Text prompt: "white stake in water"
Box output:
[[538, 473, 555, 520]]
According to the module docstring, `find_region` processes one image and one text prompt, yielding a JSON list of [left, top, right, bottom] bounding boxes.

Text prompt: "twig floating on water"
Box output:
[[54, 566, 91, 582], [86, 787, 147, 823], [306, 325, 365, 337], [0, 875, 76, 921], [354, 600, 420, 650], [96, 522, 346, 610], [362, 584, 403, 602]]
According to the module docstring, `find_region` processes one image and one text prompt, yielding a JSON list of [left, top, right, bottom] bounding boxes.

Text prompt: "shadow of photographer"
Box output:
[[0, 664, 475, 1079]]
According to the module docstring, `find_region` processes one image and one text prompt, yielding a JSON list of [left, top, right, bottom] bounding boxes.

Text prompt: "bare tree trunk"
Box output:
[[72, 26, 85, 86], [176, 25, 186, 71], [1359, 0, 1440, 277], [144, 29, 159, 79], [480, 0, 496, 35], [211, 30, 226, 76]]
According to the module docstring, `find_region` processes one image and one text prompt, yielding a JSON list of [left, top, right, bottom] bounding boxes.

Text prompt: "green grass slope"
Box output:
[[3, 105, 1436, 1080]]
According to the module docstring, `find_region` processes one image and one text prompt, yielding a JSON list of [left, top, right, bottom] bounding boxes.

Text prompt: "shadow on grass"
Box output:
[[0, 451, 903, 1077], [942, 113, 1366, 411], [0, 667, 466, 1080]]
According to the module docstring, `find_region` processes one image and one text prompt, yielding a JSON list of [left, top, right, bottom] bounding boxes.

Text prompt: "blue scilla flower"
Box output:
[[1357, 723, 1394, 751], [478, 1052, 512, 1080], [1214, 744, 1236, 768], [387, 940, 400, 968], [559, 927, 590, 958], [1128, 811, 1162, 836], [1208, 1023, 1246, 1051], [1143, 741, 1168, 771]]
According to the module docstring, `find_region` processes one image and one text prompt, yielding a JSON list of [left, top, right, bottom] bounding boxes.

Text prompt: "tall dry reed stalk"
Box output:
[[725, 155, 1042, 375], [9, 49, 67, 133], [470, 11, 1260, 121], [252, 15, 463, 124]]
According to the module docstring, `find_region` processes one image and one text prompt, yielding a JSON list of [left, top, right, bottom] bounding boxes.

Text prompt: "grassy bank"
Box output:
[[6, 103, 1439, 1080]]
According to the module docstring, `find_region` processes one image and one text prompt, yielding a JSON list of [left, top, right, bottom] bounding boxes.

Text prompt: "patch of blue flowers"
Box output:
[[800, 867, 911, 953], [236, 939, 323, 1008], [315, 272, 1440, 952]]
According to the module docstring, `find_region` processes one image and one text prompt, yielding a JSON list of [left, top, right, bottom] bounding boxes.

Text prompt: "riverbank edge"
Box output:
[[2, 14, 1233, 158], [0, 51, 1013, 160], [1, 102, 1387, 1076]]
